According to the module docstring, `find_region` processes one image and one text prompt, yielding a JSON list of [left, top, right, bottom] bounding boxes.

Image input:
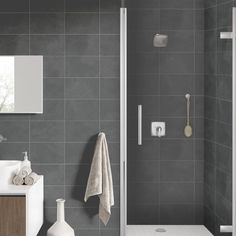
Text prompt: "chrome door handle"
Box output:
[[220, 225, 233, 233], [138, 105, 142, 145]]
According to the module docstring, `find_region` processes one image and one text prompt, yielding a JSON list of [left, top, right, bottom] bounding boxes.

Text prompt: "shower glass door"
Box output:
[[121, 0, 234, 235]]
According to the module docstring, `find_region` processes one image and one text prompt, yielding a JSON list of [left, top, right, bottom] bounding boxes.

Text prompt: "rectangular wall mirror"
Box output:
[[0, 56, 43, 114]]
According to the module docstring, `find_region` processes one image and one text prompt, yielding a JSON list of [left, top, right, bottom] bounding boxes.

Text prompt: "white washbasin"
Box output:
[[0, 161, 21, 186]]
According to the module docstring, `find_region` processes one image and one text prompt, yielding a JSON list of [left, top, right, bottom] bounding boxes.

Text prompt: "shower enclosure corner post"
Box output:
[[120, 7, 127, 236], [233, 7, 236, 236]]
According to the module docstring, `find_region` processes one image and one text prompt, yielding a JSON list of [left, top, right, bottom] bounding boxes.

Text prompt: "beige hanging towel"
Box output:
[[84, 132, 114, 226]]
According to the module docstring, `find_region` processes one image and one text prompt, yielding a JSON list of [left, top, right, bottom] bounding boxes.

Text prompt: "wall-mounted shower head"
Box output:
[[153, 34, 168, 47]]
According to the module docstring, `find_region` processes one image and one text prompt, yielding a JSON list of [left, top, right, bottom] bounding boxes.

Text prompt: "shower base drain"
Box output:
[[155, 228, 167, 233]]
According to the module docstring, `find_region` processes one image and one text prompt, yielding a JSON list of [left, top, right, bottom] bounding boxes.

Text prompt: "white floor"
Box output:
[[127, 225, 213, 236]]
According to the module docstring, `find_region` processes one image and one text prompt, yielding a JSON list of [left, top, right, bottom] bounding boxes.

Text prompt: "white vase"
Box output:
[[47, 199, 75, 236]]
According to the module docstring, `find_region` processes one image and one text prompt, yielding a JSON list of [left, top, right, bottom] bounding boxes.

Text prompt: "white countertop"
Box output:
[[0, 176, 43, 195]]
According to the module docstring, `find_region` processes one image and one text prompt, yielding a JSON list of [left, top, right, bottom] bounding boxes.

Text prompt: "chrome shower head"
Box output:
[[153, 34, 168, 47]]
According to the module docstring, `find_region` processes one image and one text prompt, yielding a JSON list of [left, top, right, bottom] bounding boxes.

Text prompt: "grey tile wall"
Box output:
[[127, 0, 205, 225], [0, 0, 120, 235], [204, 0, 233, 235]]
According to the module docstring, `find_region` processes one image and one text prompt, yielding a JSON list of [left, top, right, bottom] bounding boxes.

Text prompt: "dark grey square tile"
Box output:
[[100, 100, 120, 121], [100, 230, 120, 236], [130, 160, 159, 182], [128, 183, 159, 205], [100, 35, 120, 56], [100, 79, 119, 99], [128, 96, 159, 117], [160, 161, 194, 182], [66, 35, 99, 56], [65, 0, 99, 12], [217, 2, 233, 28], [160, 140, 194, 161], [65, 207, 99, 229], [205, 7, 217, 30], [195, 75, 204, 95], [100, 0, 121, 12], [195, 9, 204, 30], [65, 164, 90, 186], [127, 0, 160, 9], [217, 51, 232, 75], [160, 30, 194, 53], [195, 139, 204, 160], [31, 100, 64, 120], [65, 142, 96, 164], [65, 121, 99, 142], [205, 52, 217, 74], [0, 121, 29, 142], [30, 35, 64, 56], [0, 14, 29, 34], [215, 193, 232, 224], [0, 0, 29, 12], [195, 160, 204, 182], [30, 121, 64, 142], [0, 143, 29, 160], [100, 13, 120, 34], [195, 96, 204, 117], [128, 140, 160, 161], [76, 229, 99, 236], [160, 10, 194, 30], [0, 35, 29, 55], [160, 0, 194, 9], [65, 78, 99, 99], [128, 53, 158, 74], [205, 162, 216, 187], [216, 100, 232, 124], [32, 164, 64, 185], [217, 75, 232, 101], [44, 78, 64, 99], [160, 183, 194, 203], [216, 122, 232, 147], [205, 30, 217, 52], [160, 53, 194, 74], [30, 143, 64, 163], [66, 57, 99, 77], [43, 57, 64, 77], [160, 75, 194, 95], [128, 10, 160, 30], [128, 205, 159, 225], [66, 13, 99, 34], [30, 0, 64, 12], [30, 13, 64, 34], [216, 169, 232, 202], [65, 185, 99, 208], [128, 75, 159, 96], [160, 204, 195, 224], [195, 31, 204, 53], [160, 96, 194, 117], [100, 57, 120, 77], [205, 97, 216, 120], [216, 144, 232, 173], [65, 100, 99, 120], [205, 75, 216, 97], [44, 186, 64, 207], [195, 53, 204, 74]]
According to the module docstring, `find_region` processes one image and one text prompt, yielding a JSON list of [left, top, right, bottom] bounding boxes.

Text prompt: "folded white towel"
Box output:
[[84, 132, 114, 226], [18, 166, 32, 178], [24, 172, 40, 185], [12, 175, 24, 185]]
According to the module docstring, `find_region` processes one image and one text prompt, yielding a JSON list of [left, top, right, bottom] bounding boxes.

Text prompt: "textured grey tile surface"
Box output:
[[0, 1, 120, 234]]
